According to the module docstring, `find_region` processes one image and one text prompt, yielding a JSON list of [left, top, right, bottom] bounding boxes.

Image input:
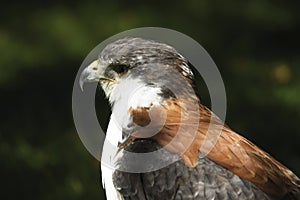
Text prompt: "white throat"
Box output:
[[104, 76, 163, 109]]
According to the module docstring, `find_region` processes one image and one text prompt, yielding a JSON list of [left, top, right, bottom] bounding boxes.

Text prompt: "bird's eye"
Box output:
[[108, 64, 129, 75]]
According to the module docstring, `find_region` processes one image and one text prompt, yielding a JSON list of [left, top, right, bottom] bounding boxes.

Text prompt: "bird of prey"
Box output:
[[80, 37, 300, 200]]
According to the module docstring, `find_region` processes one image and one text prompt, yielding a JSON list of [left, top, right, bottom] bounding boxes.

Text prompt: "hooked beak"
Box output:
[[79, 68, 89, 91], [79, 60, 102, 91], [79, 60, 115, 91]]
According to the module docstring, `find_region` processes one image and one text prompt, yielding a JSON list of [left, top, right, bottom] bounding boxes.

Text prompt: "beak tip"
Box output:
[[79, 79, 84, 92], [79, 68, 89, 92], [79, 59, 101, 91]]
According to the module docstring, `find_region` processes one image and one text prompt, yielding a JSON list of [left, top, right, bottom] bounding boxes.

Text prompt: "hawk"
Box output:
[[80, 37, 300, 200]]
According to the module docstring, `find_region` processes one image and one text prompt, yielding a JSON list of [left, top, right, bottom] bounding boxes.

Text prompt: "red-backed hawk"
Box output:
[[80, 37, 300, 200]]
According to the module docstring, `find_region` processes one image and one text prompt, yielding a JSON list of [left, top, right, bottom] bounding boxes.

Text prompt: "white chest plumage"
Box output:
[[101, 77, 164, 200], [100, 117, 123, 200]]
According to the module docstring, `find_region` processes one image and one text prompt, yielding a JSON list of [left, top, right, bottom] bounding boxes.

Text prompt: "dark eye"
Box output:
[[108, 64, 129, 75]]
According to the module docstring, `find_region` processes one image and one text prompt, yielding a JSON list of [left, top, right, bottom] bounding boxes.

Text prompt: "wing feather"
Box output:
[[121, 98, 300, 198]]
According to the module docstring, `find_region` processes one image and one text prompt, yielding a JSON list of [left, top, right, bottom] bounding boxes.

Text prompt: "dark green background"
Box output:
[[1, 1, 300, 199]]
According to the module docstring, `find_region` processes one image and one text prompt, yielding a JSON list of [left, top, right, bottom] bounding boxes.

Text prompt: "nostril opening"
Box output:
[[92, 67, 98, 71]]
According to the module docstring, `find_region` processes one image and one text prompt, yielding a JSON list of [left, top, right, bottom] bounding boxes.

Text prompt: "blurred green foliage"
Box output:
[[1, 0, 300, 199]]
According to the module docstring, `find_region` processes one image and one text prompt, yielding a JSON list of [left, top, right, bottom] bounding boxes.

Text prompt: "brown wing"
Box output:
[[121, 98, 300, 198]]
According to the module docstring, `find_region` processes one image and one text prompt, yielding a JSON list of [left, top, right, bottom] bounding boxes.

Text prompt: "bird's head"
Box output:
[[80, 37, 196, 108]]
